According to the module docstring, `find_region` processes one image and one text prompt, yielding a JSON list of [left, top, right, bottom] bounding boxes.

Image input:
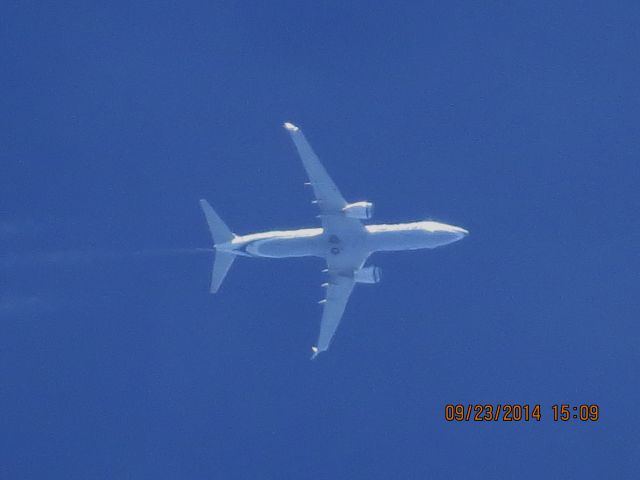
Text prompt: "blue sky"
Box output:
[[2, 1, 639, 478]]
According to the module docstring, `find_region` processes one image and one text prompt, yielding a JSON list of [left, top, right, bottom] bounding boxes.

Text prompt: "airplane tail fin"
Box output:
[[199, 199, 237, 293]]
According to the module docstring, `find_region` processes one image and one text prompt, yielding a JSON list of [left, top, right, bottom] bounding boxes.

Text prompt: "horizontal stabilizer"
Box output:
[[210, 251, 235, 293], [199, 199, 237, 293], [199, 199, 235, 246]]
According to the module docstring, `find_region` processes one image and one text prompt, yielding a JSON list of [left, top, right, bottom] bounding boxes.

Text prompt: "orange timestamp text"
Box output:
[[444, 404, 600, 422]]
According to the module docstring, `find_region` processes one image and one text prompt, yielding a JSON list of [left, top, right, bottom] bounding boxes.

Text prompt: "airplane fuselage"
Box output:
[[218, 221, 468, 259]]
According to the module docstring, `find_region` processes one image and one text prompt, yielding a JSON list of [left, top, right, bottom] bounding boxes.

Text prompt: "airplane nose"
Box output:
[[451, 226, 469, 238]]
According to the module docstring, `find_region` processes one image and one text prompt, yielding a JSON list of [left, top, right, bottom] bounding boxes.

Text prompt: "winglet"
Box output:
[[310, 346, 320, 360], [283, 122, 299, 132]]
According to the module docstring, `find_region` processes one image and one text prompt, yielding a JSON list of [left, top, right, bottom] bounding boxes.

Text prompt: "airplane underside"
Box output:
[[200, 122, 468, 358]]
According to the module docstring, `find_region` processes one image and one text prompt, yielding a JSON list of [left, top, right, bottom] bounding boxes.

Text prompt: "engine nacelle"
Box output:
[[342, 201, 374, 219], [353, 266, 382, 284]]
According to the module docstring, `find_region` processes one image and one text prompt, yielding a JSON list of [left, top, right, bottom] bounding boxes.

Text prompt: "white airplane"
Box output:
[[200, 122, 468, 359]]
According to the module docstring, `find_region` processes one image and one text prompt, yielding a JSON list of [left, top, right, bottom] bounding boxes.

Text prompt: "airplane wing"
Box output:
[[283, 122, 364, 236], [284, 122, 369, 357], [313, 274, 356, 359], [312, 250, 370, 359]]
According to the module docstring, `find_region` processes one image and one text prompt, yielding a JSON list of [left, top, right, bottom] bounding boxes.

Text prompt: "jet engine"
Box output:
[[342, 201, 374, 219], [353, 266, 382, 284]]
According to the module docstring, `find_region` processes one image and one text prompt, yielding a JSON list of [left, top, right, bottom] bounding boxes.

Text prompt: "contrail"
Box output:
[[0, 247, 214, 268]]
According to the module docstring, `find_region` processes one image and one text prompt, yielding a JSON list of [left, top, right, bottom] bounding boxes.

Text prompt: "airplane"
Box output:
[[200, 122, 468, 359]]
